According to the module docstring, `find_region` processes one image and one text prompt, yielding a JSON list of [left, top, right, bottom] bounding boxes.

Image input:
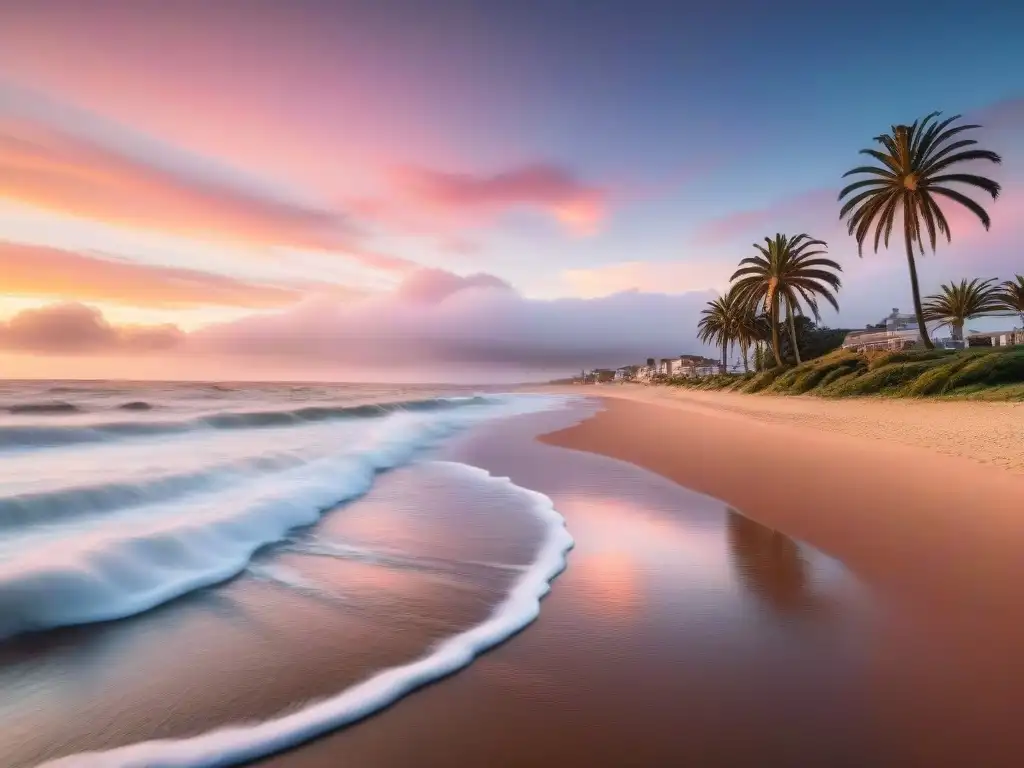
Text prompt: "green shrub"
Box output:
[[866, 348, 954, 370], [830, 360, 940, 396], [945, 349, 1024, 390], [902, 355, 978, 396], [742, 367, 786, 393]]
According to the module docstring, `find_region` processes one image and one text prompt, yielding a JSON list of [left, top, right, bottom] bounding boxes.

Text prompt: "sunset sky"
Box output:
[[2, 0, 1023, 382]]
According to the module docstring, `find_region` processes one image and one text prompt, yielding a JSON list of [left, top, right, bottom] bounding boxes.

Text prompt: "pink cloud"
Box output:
[[0, 241, 347, 309], [0, 303, 183, 354], [394, 269, 514, 303], [0, 118, 353, 251], [393, 164, 609, 236]]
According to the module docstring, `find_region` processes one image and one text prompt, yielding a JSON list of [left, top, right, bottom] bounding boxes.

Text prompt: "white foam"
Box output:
[[37, 462, 573, 768]]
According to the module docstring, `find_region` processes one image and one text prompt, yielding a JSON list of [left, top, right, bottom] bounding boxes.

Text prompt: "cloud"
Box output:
[[0, 89, 420, 274], [0, 120, 355, 251], [562, 260, 736, 298], [393, 163, 609, 235], [0, 303, 183, 354], [0, 241, 352, 308], [3, 269, 717, 378], [394, 268, 514, 303]]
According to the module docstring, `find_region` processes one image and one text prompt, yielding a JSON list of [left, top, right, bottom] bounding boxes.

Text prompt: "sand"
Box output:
[[541, 382, 1024, 472], [538, 389, 1024, 766]]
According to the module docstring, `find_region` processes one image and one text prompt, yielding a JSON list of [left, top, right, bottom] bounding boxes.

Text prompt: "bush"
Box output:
[[741, 367, 787, 393], [866, 348, 954, 370], [945, 349, 1024, 389], [829, 360, 945, 396]]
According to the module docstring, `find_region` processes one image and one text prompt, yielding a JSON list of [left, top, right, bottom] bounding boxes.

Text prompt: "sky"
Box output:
[[1, 0, 1022, 382]]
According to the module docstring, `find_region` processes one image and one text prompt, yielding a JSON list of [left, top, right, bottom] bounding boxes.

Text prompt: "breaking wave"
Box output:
[[0, 408, 476, 640], [0, 395, 495, 451]]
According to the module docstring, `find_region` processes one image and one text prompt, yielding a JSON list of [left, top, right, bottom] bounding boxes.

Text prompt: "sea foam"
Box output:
[[36, 462, 573, 768]]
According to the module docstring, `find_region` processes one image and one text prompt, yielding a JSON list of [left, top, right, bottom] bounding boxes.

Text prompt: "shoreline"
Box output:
[[538, 389, 1024, 615]]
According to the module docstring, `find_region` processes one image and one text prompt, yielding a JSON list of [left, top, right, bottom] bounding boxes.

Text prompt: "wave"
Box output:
[[0, 395, 496, 451], [0, 452, 312, 530], [6, 401, 81, 415], [0, 409, 472, 641], [36, 463, 573, 768], [118, 401, 154, 411]]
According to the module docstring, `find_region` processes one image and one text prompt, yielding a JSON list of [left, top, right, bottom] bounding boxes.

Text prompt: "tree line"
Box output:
[[697, 112, 1024, 370]]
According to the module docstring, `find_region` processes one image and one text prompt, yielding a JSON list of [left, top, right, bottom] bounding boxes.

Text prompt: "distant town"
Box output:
[[554, 307, 1024, 385]]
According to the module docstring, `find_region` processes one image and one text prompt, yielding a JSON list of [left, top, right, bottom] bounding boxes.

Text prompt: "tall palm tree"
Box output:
[[730, 233, 842, 367], [697, 290, 738, 372], [996, 275, 1024, 328], [922, 278, 1002, 341], [838, 112, 1002, 349]]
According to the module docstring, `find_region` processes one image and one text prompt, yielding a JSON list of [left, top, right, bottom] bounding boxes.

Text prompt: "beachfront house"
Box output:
[[614, 365, 638, 381], [841, 308, 944, 352]]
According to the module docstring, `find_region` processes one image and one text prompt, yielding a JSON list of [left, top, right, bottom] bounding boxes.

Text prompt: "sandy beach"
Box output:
[[541, 382, 1024, 473]]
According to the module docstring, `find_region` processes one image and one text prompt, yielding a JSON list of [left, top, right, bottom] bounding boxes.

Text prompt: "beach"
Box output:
[[4, 383, 1024, 766]]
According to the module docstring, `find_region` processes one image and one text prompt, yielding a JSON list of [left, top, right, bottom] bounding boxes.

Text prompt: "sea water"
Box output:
[[0, 380, 575, 767]]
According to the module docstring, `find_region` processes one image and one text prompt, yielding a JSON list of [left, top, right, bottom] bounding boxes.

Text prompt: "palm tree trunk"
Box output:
[[721, 339, 728, 372], [770, 294, 783, 367], [951, 321, 964, 341], [741, 340, 749, 372], [904, 224, 934, 349], [787, 302, 802, 365]]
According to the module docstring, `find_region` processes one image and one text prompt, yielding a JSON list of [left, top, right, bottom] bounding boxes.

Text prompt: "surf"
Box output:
[[0, 395, 496, 451], [35, 463, 573, 768]]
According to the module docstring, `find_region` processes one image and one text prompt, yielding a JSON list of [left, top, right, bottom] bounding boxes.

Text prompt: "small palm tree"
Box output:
[[697, 291, 739, 372], [996, 275, 1024, 328], [730, 233, 841, 367], [731, 299, 761, 373], [922, 278, 1002, 341], [839, 112, 1002, 349]]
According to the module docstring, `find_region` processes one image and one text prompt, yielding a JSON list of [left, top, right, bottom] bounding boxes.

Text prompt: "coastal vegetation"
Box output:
[[679, 111, 1021, 399], [663, 346, 1024, 401]]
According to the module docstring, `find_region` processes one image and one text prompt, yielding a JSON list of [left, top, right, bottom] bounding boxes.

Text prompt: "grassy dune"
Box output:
[[662, 346, 1024, 401]]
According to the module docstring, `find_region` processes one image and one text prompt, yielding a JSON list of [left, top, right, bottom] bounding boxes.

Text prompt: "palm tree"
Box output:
[[697, 291, 738, 371], [922, 278, 1003, 341], [996, 275, 1024, 328], [730, 233, 842, 367], [731, 299, 761, 373], [838, 113, 1002, 349]]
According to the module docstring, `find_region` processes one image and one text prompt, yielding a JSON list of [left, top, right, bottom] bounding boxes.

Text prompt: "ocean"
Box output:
[[0, 381, 578, 767]]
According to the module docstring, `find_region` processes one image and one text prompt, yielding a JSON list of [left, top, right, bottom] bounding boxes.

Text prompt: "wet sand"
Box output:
[[540, 394, 1024, 766]]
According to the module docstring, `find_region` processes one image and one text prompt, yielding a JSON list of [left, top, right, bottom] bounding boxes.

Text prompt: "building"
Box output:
[[965, 329, 1024, 348], [841, 308, 942, 352], [614, 365, 638, 381]]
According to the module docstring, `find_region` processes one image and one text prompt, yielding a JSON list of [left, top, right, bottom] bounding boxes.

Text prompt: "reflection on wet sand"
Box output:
[[726, 509, 816, 617]]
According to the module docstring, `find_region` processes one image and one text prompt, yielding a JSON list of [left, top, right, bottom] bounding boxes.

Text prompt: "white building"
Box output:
[[841, 308, 943, 352]]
